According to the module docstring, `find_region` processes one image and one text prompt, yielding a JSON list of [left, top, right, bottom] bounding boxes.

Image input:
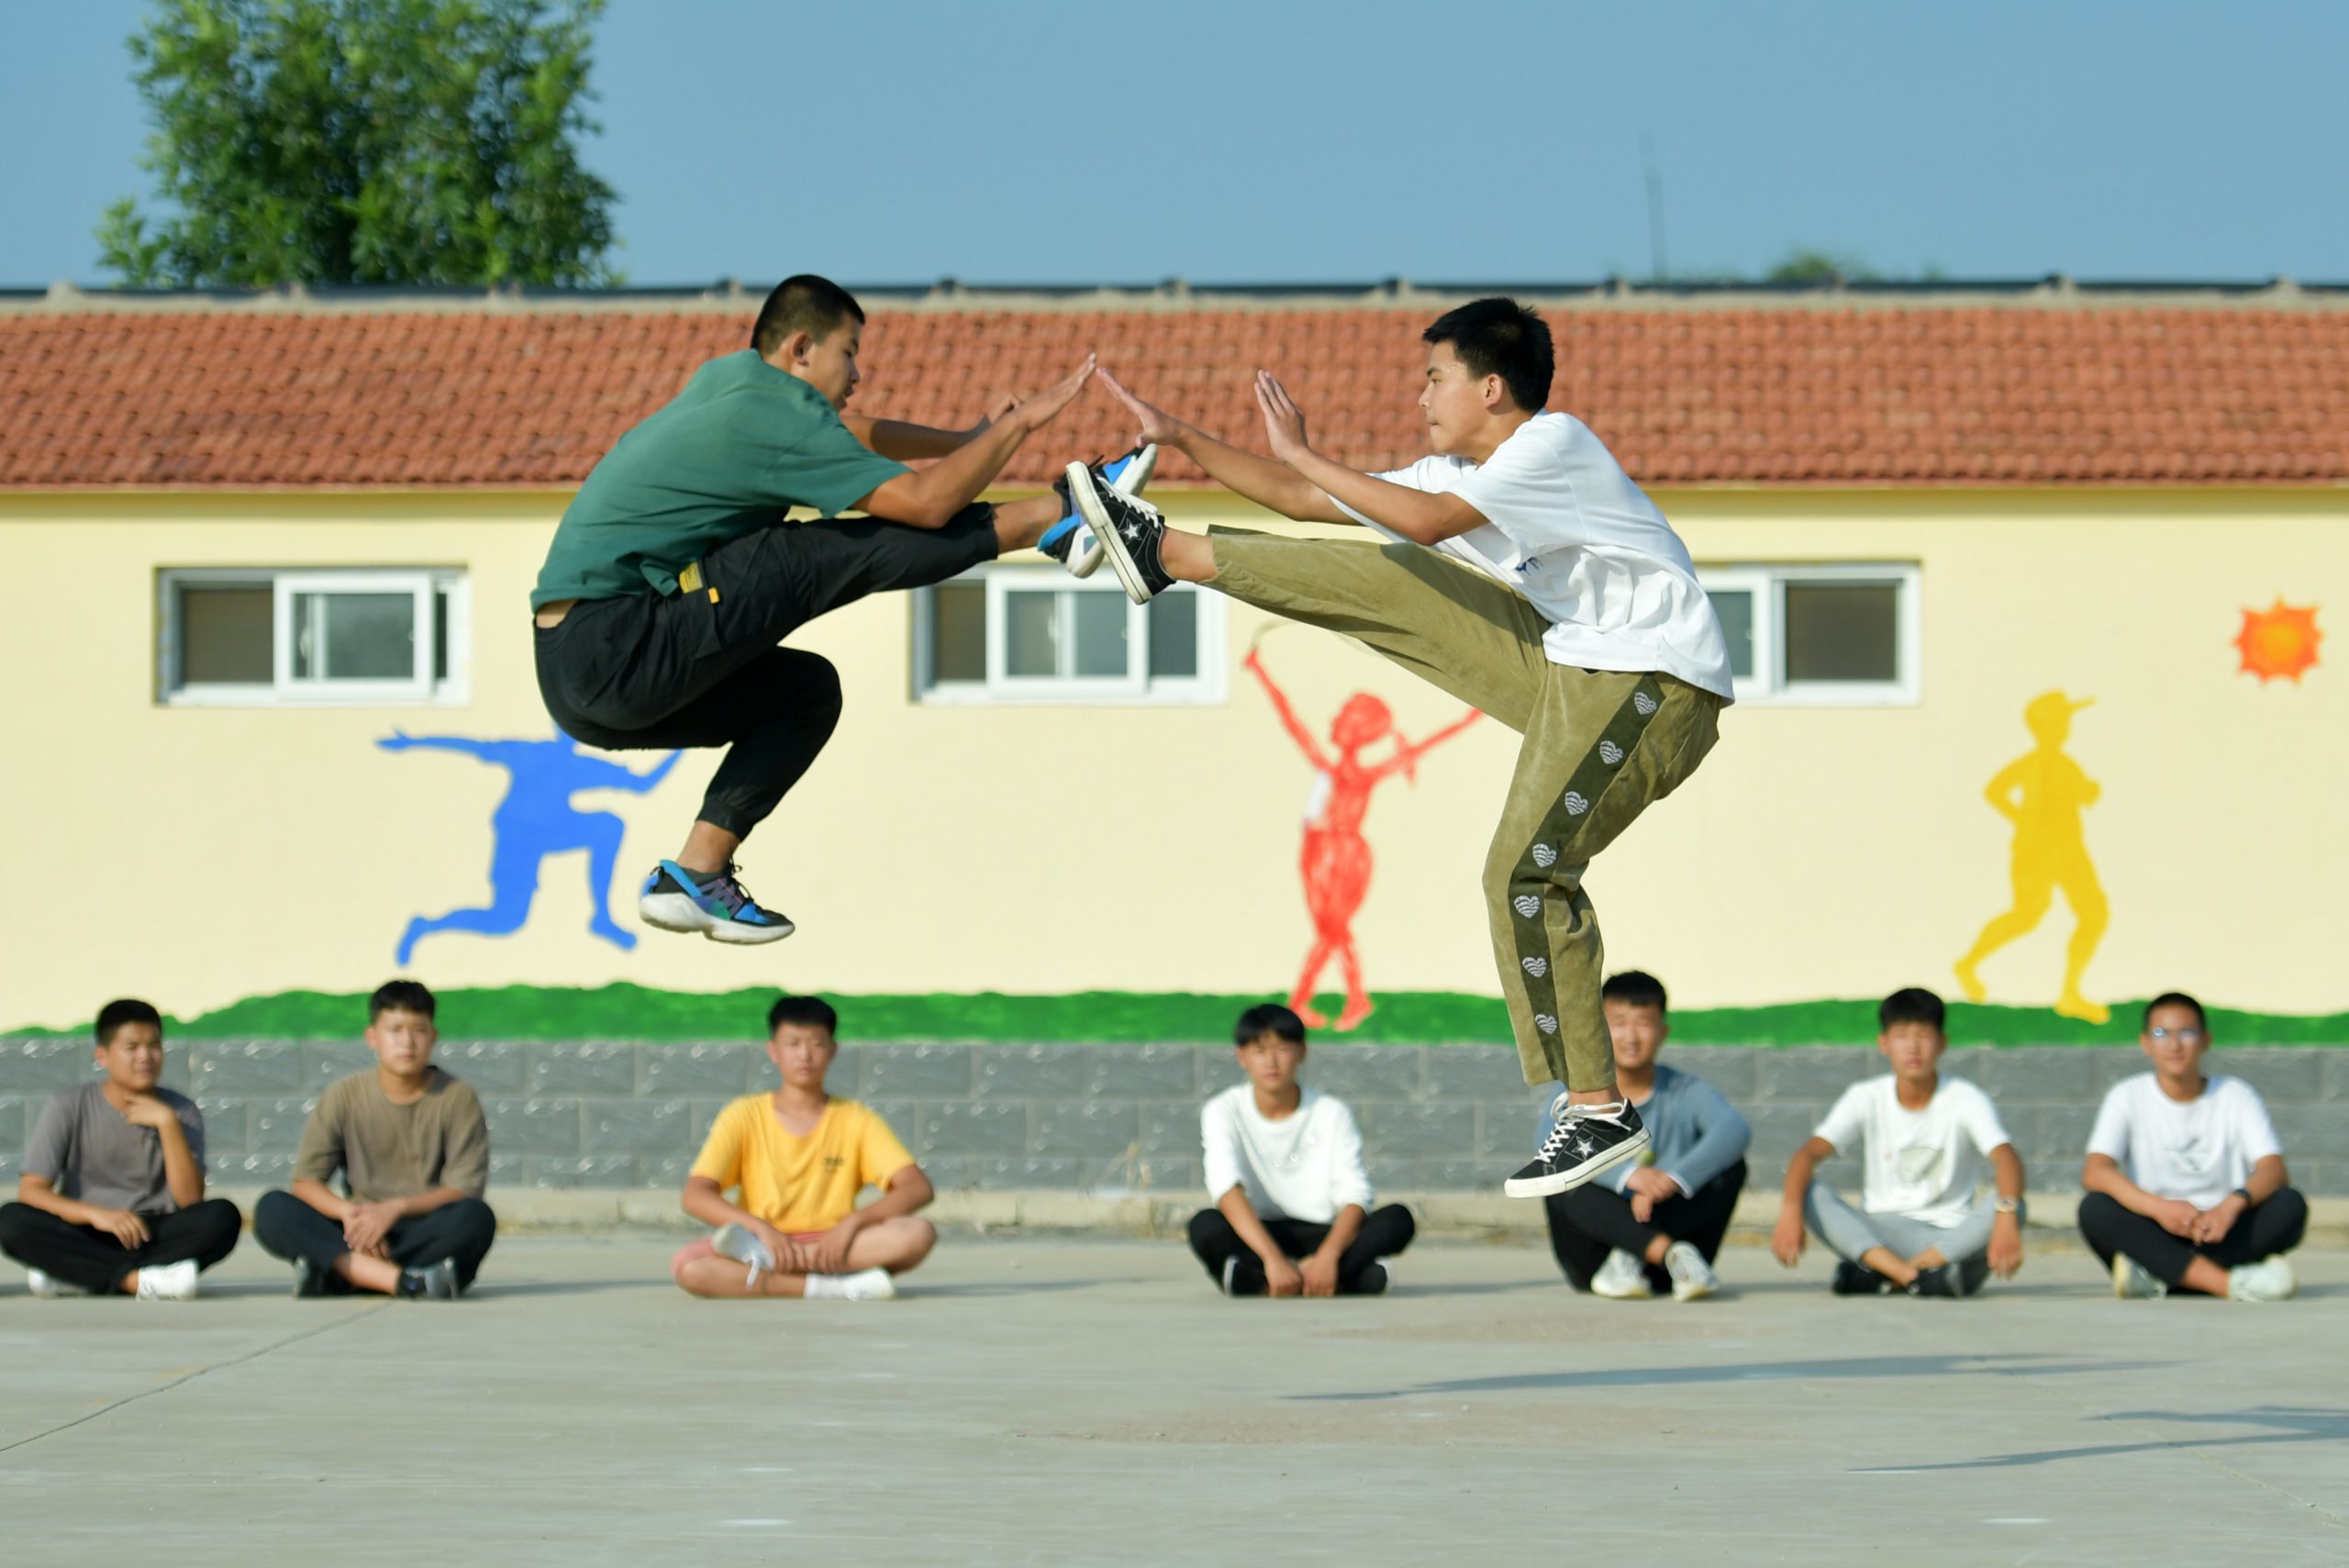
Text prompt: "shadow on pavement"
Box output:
[[1852, 1406, 2349, 1471], [1292, 1351, 2174, 1402]]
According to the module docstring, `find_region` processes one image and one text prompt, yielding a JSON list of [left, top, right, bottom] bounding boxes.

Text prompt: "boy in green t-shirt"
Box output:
[[532, 273, 1117, 943]]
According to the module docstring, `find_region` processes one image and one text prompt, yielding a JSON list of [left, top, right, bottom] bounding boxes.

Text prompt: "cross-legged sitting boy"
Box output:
[[2079, 991, 2304, 1301], [1542, 971, 1748, 1302], [252, 981, 497, 1299], [0, 999, 240, 1300], [674, 994, 934, 1301], [1186, 1004, 1416, 1297], [1772, 987, 2026, 1296]]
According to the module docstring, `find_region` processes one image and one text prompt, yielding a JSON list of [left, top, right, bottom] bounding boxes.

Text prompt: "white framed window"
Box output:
[[159, 568, 472, 706], [1698, 563, 1920, 706], [913, 565, 1226, 706]]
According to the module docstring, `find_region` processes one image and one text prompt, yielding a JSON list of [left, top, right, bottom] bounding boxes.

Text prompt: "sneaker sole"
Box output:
[[1501, 1127, 1650, 1198], [1672, 1274, 1718, 1303], [1067, 461, 1153, 606], [640, 892, 794, 944]]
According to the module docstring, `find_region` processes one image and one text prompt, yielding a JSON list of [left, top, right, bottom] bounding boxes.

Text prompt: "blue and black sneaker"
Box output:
[[638, 860, 796, 945], [1066, 459, 1176, 605], [1041, 443, 1157, 579]]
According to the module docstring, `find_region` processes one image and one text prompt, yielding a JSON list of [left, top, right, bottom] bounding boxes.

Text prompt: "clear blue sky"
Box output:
[[5, 0, 2344, 288]]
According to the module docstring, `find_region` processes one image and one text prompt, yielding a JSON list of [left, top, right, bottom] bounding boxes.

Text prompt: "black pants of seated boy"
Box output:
[[252, 1191, 499, 1293], [1186, 1205, 1417, 1296], [1544, 1161, 1747, 1294], [0, 1199, 243, 1295], [2076, 1187, 2307, 1289]]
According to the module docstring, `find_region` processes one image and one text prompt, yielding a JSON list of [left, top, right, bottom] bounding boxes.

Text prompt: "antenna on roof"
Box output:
[[1642, 133, 1669, 285]]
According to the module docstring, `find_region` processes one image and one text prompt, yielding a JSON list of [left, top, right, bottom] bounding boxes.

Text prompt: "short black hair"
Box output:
[[368, 980, 437, 1022], [1422, 297, 1553, 414], [95, 997, 162, 1045], [767, 993, 841, 1037], [1600, 970, 1668, 1012], [1233, 1003, 1307, 1046], [751, 274, 864, 358], [1878, 986, 1945, 1031], [2143, 991, 2208, 1031]]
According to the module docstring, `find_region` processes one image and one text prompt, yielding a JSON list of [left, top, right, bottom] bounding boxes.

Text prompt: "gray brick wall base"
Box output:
[[4, 1040, 2343, 1197]]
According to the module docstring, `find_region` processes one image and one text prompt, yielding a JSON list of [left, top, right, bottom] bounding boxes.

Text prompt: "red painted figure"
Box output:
[[1246, 646, 1481, 1032]]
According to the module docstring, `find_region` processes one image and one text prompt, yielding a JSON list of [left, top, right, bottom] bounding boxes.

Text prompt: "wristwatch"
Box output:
[[1993, 1195, 2021, 1216], [2232, 1187, 2254, 1207]]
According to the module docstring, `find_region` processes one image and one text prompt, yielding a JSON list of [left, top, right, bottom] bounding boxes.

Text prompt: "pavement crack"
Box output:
[[0, 1304, 389, 1457]]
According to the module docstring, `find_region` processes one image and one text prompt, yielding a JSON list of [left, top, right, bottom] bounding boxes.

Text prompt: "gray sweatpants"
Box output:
[[1803, 1183, 2001, 1265]]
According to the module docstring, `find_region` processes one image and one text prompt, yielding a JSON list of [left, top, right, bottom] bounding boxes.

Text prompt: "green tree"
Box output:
[[98, 0, 619, 288], [1765, 249, 1882, 285]]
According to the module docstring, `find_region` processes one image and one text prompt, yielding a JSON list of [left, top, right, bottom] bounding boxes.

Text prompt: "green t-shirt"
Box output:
[[532, 350, 910, 607]]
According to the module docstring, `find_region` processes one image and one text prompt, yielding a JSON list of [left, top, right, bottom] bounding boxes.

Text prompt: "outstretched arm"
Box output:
[[1374, 708, 1483, 782], [1254, 373, 1486, 546], [854, 357, 1096, 528], [843, 394, 1020, 462], [1242, 648, 1332, 771], [377, 730, 490, 759], [1100, 371, 1351, 525]]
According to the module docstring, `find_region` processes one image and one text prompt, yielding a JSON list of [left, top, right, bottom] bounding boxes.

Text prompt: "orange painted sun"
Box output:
[[2233, 598, 2322, 684]]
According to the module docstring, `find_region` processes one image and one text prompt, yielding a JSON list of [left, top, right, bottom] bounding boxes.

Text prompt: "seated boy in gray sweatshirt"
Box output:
[[1540, 971, 1749, 1300]]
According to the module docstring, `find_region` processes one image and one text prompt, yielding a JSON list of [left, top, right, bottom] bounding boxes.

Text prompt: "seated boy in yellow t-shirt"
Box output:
[[673, 994, 936, 1300]]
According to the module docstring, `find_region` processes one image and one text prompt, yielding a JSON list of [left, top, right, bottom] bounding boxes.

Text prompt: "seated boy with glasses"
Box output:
[[2079, 991, 2304, 1301]]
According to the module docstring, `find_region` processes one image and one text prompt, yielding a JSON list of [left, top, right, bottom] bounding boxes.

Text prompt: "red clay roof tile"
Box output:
[[3, 306, 2348, 489]]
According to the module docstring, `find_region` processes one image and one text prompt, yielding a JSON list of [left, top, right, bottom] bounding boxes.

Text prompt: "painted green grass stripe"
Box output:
[[9, 985, 2349, 1046]]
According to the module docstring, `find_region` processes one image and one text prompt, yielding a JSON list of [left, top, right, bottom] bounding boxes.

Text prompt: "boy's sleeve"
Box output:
[[174, 1096, 207, 1172], [857, 1107, 918, 1190], [762, 417, 911, 518], [21, 1094, 76, 1187], [1667, 1079, 1752, 1195], [1200, 1096, 1244, 1199], [1325, 1100, 1375, 1212], [687, 1100, 748, 1191], [290, 1083, 348, 1186], [435, 1084, 491, 1198], [1813, 1083, 1865, 1155], [1961, 1084, 2015, 1155], [2228, 1082, 2284, 1166], [2084, 1084, 2131, 1167], [1451, 428, 1580, 543]]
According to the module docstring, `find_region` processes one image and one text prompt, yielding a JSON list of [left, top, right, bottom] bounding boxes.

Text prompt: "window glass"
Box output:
[[1072, 591, 1128, 677], [930, 582, 986, 683], [1706, 587, 1754, 682], [1783, 582, 1898, 682], [1004, 590, 1058, 677], [179, 586, 273, 684], [294, 591, 414, 680]]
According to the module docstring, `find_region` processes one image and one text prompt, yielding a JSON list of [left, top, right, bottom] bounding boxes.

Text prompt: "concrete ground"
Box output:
[[5, 1235, 2346, 1566]]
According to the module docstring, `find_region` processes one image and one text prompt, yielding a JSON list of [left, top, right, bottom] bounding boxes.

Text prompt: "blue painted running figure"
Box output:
[[380, 731, 679, 964]]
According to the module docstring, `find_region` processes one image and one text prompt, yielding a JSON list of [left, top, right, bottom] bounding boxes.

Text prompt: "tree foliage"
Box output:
[[98, 0, 619, 288], [1765, 249, 1882, 285]]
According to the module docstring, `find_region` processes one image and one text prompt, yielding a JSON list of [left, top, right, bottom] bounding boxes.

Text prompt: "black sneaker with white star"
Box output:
[[1041, 444, 1157, 579], [1064, 460, 1175, 605], [1503, 1096, 1650, 1198]]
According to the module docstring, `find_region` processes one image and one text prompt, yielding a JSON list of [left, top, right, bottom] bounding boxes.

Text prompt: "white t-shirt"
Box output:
[[1334, 411, 1735, 701], [1814, 1075, 2013, 1229], [1199, 1084, 1375, 1224], [2087, 1073, 2282, 1210]]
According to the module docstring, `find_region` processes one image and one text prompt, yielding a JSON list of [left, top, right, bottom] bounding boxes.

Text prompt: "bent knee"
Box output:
[[888, 1217, 938, 1267], [671, 1239, 718, 1287]]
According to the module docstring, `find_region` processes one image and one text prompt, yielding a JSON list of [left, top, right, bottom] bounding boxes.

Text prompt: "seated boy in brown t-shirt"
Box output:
[[252, 980, 496, 1298], [672, 993, 934, 1300]]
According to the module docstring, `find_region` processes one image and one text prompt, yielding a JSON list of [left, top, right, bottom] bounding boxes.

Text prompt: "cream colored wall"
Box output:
[[1, 486, 2343, 1028]]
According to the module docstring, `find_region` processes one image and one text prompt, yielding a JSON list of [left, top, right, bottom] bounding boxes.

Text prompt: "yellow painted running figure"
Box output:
[[1954, 692, 2110, 1024]]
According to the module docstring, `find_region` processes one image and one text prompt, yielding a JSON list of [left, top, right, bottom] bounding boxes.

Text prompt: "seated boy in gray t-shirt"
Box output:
[[0, 999, 242, 1300]]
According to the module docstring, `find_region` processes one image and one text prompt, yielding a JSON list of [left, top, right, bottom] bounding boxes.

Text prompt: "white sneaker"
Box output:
[[26, 1268, 90, 1299], [1365, 1257, 1397, 1296], [134, 1259, 201, 1301], [2228, 1255, 2297, 1302], [2111, 1253, 2168, 1300], [710, 1222, 777, 1287], [1664, 1240, 1720, 1302], [807, 1267, 896, 1302], [1590, 1248, 1653, 1299]]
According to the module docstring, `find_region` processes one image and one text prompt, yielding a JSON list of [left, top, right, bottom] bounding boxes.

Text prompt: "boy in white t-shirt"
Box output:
[[1078, 300, 1733, 1200], [1186, 1005, 1415, 1297], [1772, 988, 2027, 1297], [2079, 991, 2304, 1302]]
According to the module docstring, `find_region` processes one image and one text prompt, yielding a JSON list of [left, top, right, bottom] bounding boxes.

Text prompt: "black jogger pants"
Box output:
[[252, 1191, 499, 1293], [1543, 1161, 1747, 1293], [0, 1198, 243, 1294], [2077, 1188, 2307, 1290], [535, 505, 1001, 838], [1186, 1205, 1417, 1296]]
